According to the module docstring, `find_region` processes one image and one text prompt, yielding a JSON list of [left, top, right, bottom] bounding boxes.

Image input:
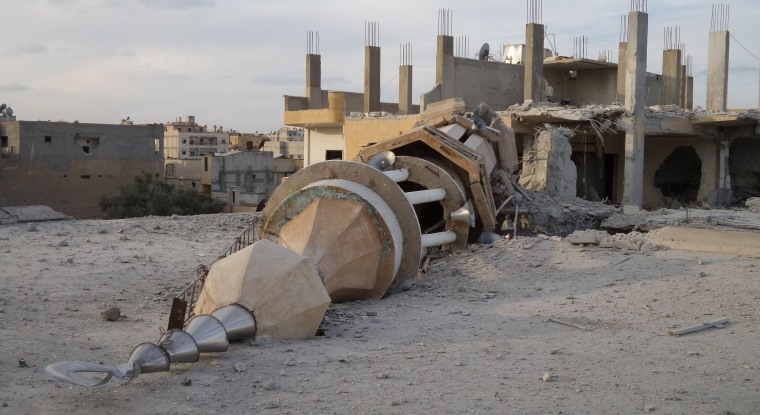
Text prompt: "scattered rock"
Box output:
[[643, 404, 655, 412], [180, 377, 192, 386], [18, 359, 28, 368], [234, 363, 247, 372], [542, 372, 552, 382], [100, 306, 120, 321], [58, 240, 69, 247], [27, 223, 38, 232]]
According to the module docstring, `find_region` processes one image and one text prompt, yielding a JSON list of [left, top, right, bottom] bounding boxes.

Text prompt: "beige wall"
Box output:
[[423, 57, 524, 111], [545, 68, 617, 105], [305, 126, 344, 165], [642, 136, 719, 208], [344, 117, 418, 160]]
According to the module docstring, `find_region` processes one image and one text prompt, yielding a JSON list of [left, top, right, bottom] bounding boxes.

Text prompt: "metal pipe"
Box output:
[[405, 188, 446, 205], [495, 195, 515, 215], [383, 168, 409, 183], [421, 231, 457, 248]]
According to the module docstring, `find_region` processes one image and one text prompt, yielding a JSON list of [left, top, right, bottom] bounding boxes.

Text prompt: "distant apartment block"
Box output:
[[163, 116, 230, 160]]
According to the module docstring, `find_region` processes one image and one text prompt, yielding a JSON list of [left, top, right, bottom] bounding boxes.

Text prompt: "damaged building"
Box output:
[[0, 110, 164, 218], [282, 3, 760, 212]]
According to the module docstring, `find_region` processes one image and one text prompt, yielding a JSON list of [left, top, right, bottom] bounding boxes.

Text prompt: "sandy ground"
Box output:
[[1, 212, 759, 415]]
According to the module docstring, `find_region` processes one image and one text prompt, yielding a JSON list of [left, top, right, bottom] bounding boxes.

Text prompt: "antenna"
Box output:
[[478, 43, 490, 61]]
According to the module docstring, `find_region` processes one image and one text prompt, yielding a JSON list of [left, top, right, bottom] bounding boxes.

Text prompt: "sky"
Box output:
[[2, 0, 759, 133]]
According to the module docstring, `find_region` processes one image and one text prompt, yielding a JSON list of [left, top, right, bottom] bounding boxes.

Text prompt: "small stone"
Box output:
[[98, 229, 108, 234], [542, 372, 552, 382], [27, 223, 38, 232], [366, 311, 377, 316], [697, 272, 706, 278], [234, 363, 247, 372], [279, 369, 286, 376], [284, 359, 297, 366], [18, 359, 28, 368], [643, 404, 655, 412], [1, 402, 7, 407], [58, 240, 69, 247], [180, 377, 192, 386], [100, 306, 120, 321], [377, 372, 389, 379]]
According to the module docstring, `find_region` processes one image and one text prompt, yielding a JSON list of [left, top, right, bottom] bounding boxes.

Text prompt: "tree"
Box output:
[[98, 173, 224, 219]]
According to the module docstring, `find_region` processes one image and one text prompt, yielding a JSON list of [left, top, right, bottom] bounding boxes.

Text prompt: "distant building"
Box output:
[[0, 116, 164, 218], [262, 127, 304, 158], [163, 116, 230, 160], [201, 151, 303, 212]]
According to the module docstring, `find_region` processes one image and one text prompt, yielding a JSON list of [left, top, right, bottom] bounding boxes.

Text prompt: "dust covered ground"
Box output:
[[1, 213, 758, 414]]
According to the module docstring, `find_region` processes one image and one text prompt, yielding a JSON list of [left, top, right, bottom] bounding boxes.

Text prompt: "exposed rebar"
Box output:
[[438, 9, 453, 36], [711, 4, 730, 32]]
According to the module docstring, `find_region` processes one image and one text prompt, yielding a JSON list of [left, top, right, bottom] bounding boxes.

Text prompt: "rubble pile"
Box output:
[[518, 125, 577, 198]]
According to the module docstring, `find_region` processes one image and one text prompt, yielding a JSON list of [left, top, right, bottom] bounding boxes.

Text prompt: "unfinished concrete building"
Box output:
[[283, 3, 760, 210], [0, 116, 164, 218], [200, 151, 303, 212]]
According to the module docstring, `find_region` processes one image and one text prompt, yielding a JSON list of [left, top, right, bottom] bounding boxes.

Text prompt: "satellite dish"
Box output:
[[5, 107, 13, 116], [368, 151, 396, 171], [478, 43, 490, 60]]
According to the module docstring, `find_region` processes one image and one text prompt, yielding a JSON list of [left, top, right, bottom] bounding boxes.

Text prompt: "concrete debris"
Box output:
[[746, 197, 760, 211], [519, 125, 577, 199], [100, 306, 120, 322], [499, 189, 615, 237]]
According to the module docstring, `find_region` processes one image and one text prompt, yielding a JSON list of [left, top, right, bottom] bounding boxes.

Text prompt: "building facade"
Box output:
[[0, 119, 164, 218]]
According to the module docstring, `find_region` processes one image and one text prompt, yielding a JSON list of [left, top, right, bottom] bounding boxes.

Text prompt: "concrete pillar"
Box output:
[[524, 23, 544, 103], [623, 11, 648, 208], [707, 31, 729, 112], [685, 76, 694, 109], [680, 64, 687, 108], [364, 46, 381, 113], [436, 35, 453, 85], [616, 42, 628, 104], [399, 65, 413, 115], [662, 49, 682, 105], [306, 54, 322, 109]]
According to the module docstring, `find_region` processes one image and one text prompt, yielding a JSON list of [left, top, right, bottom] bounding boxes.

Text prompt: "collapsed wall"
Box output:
[[519, 125, 577, 198]]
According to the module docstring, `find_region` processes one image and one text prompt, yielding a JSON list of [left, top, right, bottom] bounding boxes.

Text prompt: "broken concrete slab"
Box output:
[[0, 206, 71, 224], [464, 134, 497, 175], [565, 230, 609, 245], [438, 123, 468, 141], [647, 227, 760, 259], [747, 197, 760, 211], [519, 125, 577, 199], [416, 97, 466, 127]]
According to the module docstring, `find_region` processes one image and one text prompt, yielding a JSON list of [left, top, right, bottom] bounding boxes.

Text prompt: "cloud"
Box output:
[[134, 0, 215, 9], [250, 75, 303, 86], [0, 82, 33, 92], [7, 43, 47, 56]]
